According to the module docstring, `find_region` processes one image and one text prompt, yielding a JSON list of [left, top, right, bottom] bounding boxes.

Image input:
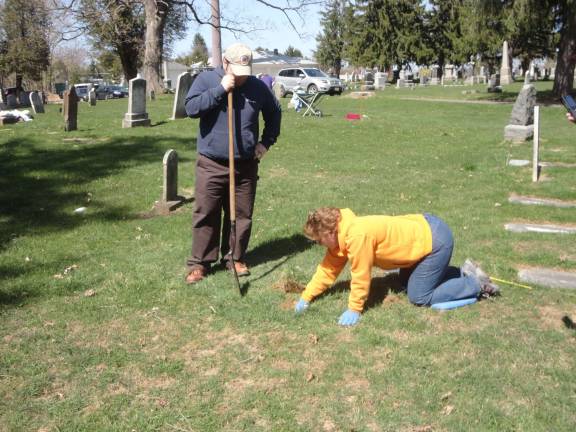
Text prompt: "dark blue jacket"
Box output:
[[185, 68, 282, 160]]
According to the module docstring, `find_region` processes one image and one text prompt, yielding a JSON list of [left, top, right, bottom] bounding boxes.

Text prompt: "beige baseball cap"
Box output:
[[223, 43, 253, 76]]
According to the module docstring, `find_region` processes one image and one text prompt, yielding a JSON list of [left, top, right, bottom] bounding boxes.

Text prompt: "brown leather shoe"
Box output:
[[225, 261, 250, 277], [185, 266, 207, 284]]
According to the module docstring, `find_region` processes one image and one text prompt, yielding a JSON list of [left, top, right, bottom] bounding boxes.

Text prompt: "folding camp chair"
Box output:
[[293, 90, 325, 117]]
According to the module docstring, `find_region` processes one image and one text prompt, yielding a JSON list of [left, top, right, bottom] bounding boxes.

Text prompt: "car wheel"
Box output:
[[307, 84, 318, 94]]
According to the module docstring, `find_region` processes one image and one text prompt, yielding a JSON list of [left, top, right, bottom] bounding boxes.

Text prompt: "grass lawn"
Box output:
[[1, 82, 575, 431]]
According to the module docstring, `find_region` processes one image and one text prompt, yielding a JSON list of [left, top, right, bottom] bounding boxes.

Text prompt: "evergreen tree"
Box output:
[[0, 0, 50, 88], [315, 0, 346, 77], [423, 0, 465, 77], [344, 0, 427, 70], [284, 45, 303, 57], [190, 33, 209, 65]]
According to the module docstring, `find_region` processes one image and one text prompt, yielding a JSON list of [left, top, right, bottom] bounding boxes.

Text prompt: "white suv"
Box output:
[[275, 67, 342, 96]]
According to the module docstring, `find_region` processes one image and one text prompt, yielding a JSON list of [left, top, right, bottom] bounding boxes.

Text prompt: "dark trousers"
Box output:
[[187, 154, 258, 270]]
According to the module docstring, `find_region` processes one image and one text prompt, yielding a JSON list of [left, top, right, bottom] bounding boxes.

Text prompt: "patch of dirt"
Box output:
[[538, 305, 576, 331], [273, 277, 305, 294], [267, 166, 289, 177]]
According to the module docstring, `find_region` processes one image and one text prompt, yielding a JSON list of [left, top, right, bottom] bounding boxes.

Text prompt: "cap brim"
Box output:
[[230, 64, 252, 76]]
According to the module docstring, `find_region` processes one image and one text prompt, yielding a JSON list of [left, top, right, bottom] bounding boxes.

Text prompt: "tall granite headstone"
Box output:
[[63, 87, 78, 131], [500, 40, 513, 85], [122, 77, 151, 128], [171, 72, 195, 119], [30, 91, 44, 114], [504, 83, 537, 142]]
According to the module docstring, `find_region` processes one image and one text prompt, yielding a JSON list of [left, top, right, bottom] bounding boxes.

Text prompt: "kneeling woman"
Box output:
[[295, 208, 499, 326]]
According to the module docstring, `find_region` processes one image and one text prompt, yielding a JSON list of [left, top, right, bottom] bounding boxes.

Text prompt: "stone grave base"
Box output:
[[153, 198, 185, 215], [123, 113, 151, 128], [347, 91, 375, 99], [505, 222, 576, 234], [504, 124, 533, 142], [518, 268, 576, 290], [508, 194, 576, 208]]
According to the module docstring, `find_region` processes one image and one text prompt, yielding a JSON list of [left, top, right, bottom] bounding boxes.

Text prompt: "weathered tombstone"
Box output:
[[6, 94, 18, 109], [500, 40, 513, 85], [518, 268, 576, 290], [122, 77, 151, 128], [88, 88, 97, 106], [153, 149, 185, 215], [272, 81, 284, 99], [0, 87, 6, 109], [504, 83, 537, 142], [374, 72, 387, 90], [63, 87, 78, 131], [487, 74, 502, 93], [430, 66, 439, 85], [364, 71, 374, 85], [171, 72, 195, 120], [149, 90, 155, 101], [18, 91, 31, 107], [524, 71, 531, 85], [29, 91, 44, 114]]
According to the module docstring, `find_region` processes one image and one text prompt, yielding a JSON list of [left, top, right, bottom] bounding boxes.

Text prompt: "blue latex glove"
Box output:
[[338, 309, 361, 326], [294, 298, 310, 314]]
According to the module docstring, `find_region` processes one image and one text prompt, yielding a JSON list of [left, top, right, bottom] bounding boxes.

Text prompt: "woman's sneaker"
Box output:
[[462, 258, 500, 298]]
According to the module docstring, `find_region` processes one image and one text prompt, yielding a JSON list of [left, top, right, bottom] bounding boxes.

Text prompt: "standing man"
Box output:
[[184, 43, 282, 284]]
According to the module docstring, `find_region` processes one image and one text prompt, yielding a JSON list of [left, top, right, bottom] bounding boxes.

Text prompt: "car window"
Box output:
[[279, 70, 289, 77], [303, 69, 326, 77]]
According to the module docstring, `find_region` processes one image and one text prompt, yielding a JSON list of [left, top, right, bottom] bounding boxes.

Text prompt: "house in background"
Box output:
[[161, 48, 318, 90]]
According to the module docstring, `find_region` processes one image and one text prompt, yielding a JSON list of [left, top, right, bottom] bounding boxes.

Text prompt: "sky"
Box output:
[[172, 1, 324, 59]]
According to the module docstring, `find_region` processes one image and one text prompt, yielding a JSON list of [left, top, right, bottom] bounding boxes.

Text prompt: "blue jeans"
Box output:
[[400, 214, 481, 306]]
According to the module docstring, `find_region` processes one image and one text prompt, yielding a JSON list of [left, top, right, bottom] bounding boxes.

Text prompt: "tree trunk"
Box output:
[[333, 57, 341, 77], [211, 0, 222, 68], [552, 6, 576, 97], [143, 0, 169, 94]]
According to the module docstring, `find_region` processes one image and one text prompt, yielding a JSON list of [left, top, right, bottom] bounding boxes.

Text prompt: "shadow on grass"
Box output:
[[0, 134, 196, 263], [479, 88, 566, 106], [242, 234, 313, 291], [562, 315, 576, 331]]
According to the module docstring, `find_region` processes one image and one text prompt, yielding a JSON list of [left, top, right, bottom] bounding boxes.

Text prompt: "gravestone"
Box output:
[[29, 91, 44, 114], [63, 87, 78, 131], [272, 81, 284, 99], [149, 90, 155, 101], [504, 223, 576, 234], [171, 72, 195, 119], [374, 72, 387, 89], [6, 94, 17, 109], [487, 74, 502, 93], [153, 149, 185, 215], [504, 83, 536, 142], [524, 72, 531, 85], [0, 87, 6, 109], [122, 77, 151, 128], [88, 88, 97, 106], [18, 91, 31, 107], [500, 40, 513, 85], [518, 268, 576, 290], [430, 66, 439, 85]]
